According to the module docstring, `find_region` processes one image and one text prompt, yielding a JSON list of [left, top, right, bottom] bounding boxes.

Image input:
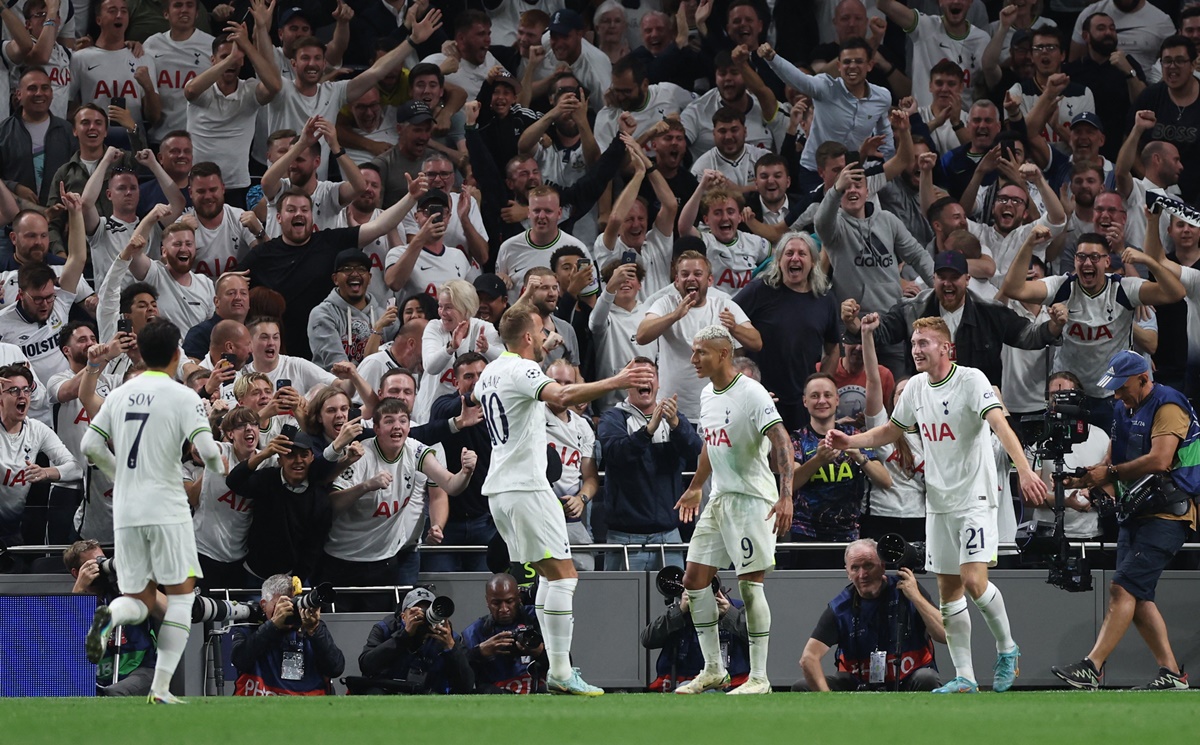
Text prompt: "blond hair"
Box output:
[[912, 316, 951, 341]]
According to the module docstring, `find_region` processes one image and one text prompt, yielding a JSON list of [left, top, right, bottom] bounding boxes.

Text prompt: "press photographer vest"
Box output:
[[829, 576, 936, 685], [1111, 384, 1200, 497]]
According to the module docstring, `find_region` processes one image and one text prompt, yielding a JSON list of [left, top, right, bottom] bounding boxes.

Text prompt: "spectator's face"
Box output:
[[409, 74, 443, 106], [212, 42, 244, 84], [438, 290, 465, 331], [225, 419, 258, 454], [215, 277, 249, 320], [457, 22, 492, 66], [239, 379, 273, 411], [550, 29, 583, 62], [609, 70, 644, 110], [906, 142, 931, 185], [910, 328, 949, 373], [1067, 122, 1104, 159], [1032, 34, 1063, 76], [491, 83, 516, 117], [376, 410, 411, 450], [353, 168, 382, 212], [0, 373, 33, 423], [277, 195, 313, 243], [933, 267, 968, 311], [755, 163, 791, 203], [402, 299, 427, 323], [1183, 16, 1200, 45], [16, 71, 51, 119], [222, 330, 252, 368], [476, 292, 507, 323], [817, 154, 847, 189], [421, 158, 454, 193], [596, 9, 625, 43], [528, 193, 562, 238], [288, 145, 318, 185], [1009, 40, 1034, 78], [991, 186, 1028, 234], [1092, 193, 1126, 235], [929, 73, 962, 109], [266, 136, 293, 164], [74, 109, 107, 150], [278, 17, 311, 49], [837, 46, 873, 88], [715, 65, 746, 103], [162, 229, 196, 274], [1163, 45, 1198, 91], [967, 106, 998, 151], [1152, 144, 1184, 186], [1069, 169, 1103, 208], [516, 22, 545, 56], [839, 176, 867, 214], [938, 0, 968, 24], [454, 361, 486, 396], [250, 323, 281, 366], [653, 129, 686, 169], [641, 13, 669, 53], [128, 292, 158, 329], [379, 373, 417, 410], [832, 1, 867, 41], [319, 393, 350, 440], [803, 377, 838, 421], [63, 326, 98, 366], [545, 362, 575, 413], [334, 262, 371, 302], [291, 44, 326, 87], [1170, 215, 1199, 251], [703, 197, 741, 242], [892, 377, 908, 408], [486, 583, 520, 624], [625, 362, 658, 409], [351, 88, 384, 131], [398, 121, 434, 157], [279, 449, 312, 484], [1073, 241, 1109, 291], [725, 5, 762, 47], [528, 276, 559, 315], [11, 213, 50, 263], [1083, 15, 1118, 56], [674, 258, 711, 297], [612, 264, 642, 302], [106, 172, 140, 216], [619, 199, 649, 246], [713, 118, 746, 158], [934, 202, 966, 237], [845, 545, 886, 599], [164, 0, 196, 31], [20, 280, 56, 322], [97, 0, 128, 34], [779, 237, 814, 287], [191, 174, 226, 220], [553, 254, 584, 293], [159, 135, 193, 179]]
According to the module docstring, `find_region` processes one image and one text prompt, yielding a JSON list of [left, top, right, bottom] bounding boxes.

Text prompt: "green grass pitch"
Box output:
[[4, 691, 1196, 745]]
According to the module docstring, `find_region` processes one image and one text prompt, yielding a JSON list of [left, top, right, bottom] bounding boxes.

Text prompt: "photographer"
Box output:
[[64, 540, 160, 697], [357, 588, 474, 695], [639, 576, 749, 693], [462, 573, 547, 694], [1053, 352, 1198, 691], [793, 539, 944, 692], [231, 574, 345, 697]]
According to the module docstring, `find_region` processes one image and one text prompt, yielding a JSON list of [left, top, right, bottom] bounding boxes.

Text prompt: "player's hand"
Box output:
[[478, 630, 514, 658], [767, 493, 792, 537], [675, 487, 702, 523], [1018, 468, 1048, 506], [824, 429, 853, 451], [460, 448, 478, 473], [271, 596, 295, 629], [616, 359, 656, 390], [896, 567, 920, 600]]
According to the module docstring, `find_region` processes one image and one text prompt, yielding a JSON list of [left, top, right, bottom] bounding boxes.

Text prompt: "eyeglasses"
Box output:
[[1032, 44, 1060, 52], [339, 266, 370, 276], [995, 195, 1027, 206], [1162, 57, 1193, 68], [1076, 253, 1107, 264], [2, 386, 33, 397], [26, 293, 57, 305], [424, 170, 454, 179]]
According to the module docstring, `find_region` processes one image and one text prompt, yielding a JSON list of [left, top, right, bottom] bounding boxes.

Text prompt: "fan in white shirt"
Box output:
[[188, 408, 259, 574], [589, 262, 657, 412], [416, 280, 503, 425], [420, 9, 502, 100], [243, 317, 362, 399], [386, 189, 474, 301], [188, 164, 263, 279], [690, 107, 765, 188], [592, 58, 693, 148], [678, 174, 772, 295], [593, 144, 677, 300], [141, 1, 214, 143], [125, 209, 215, 335], [536, 10, 611, 113], [397, 153, 490, 269]]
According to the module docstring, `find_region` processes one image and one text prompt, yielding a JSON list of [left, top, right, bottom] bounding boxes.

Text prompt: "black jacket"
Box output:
[[226, 461, 333, 581], [0, 114, 75, 205], [359, 615, 474, 694]]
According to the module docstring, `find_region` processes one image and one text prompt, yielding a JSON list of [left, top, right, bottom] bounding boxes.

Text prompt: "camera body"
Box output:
[[877, 533, 926, 574], [511, 624, 542, 652], [93, 556, 120, 594], [1028, 389, 1089, 458], [655, 566, 722, 605], [285, 582, 336, 627]]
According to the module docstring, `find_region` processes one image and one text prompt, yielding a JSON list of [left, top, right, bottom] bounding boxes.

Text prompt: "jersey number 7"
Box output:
[[124, 412, 150, 468]]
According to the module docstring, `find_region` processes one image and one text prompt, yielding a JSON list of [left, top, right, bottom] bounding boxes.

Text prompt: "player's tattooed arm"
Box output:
[[765, 422, 794, 535]]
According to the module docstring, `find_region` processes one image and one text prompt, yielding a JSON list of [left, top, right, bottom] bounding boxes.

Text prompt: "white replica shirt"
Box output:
[[187, 78, 263, 189], [399, 192, 488, 265], [698, 373, 781, 502], [1071, 0, 1175, 76], [192, 441, 253, 563], [2, 40, 70, 119], [264, 179, 349, 237], [190, 204, 259, 278], [645, 288, 749, 420], [88, 371, 212, 528], [593, 228, 673, 300], [681, 87, 783, 159], [593, 83, 695, 148], [141, 261, 215, 332], [417, 317, 502, 425], [0, 417, 80, 534], [701, 230, 771, 294], [544, 407, 594, 499], [889, 364, 1002, 514], [864, 409, 926, 519], [266, 80, 350, 180], [0, 265, 95, 311], [981, 216, 1066, 290], [477, 353, 556, 494], [330, 437, 432, 561], [495, 229, 595, 305], [691, 146, 764, 188], [906, 12, 989, 109], [588, 291, 657, 407], [357, 348, 405, 394], [343, 122, 399, 166], [69, 47, 158, 125], [0, 288, 74, 382], [385, 243, 473, 301], [1033, 424, 1108, 539], [1041, 273, 1145, 398], [489, 0, 564, 46], [534, 140, 588, 190], [537, 37, 611, 112], [48, 368, 119, 490], [143, 29, 215, 142], [247, 355, 336, 396], [422, 51, 503, 100]]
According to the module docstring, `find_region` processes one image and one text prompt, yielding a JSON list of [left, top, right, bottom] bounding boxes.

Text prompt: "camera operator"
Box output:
[[357, 587, 474, 695], [639, 577, 749, 693], [792, 539, 944, 692], [1053, 351, 1199, 691], [64, 540, 160, 697], [1029, 372, 1109, 542], [462, 573, 547, 694], [230, 574, 345, 696]]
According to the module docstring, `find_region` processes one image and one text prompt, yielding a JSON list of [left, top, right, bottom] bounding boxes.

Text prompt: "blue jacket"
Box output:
[[358, 615, 474, 694], [461, 605, 545, 693], [231, 621, 344, 696]]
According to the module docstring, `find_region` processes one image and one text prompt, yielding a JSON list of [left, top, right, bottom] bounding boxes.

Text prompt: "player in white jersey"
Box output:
[[188, 405, 257, 590], [80, 319, 225, 704], [475, 302, 653, 695], [678, 176, 772, 294], [670, 325, 792, 695], [829, 316, 1048, 695]]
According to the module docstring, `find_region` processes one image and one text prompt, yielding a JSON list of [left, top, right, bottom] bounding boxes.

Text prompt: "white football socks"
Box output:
[[972, 582, 1016, 653], [685, 586, 722, 672], [150, 593, 193, 696], [540, 577, 578, 681], [941, 596, 975, 682], [740, 580, 771, 680], [107, 596, 149, 627]]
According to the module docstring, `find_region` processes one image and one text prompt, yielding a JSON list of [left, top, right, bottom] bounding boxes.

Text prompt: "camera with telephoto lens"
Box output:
[[93, 556, 120, 593], [425, 596, 454, 626], [511, 624, 542, 652], [655, 566, 722, 605], [284, 582, 336, 626], [1026, 389, 1089, 459], [192, 593, 266, 624], [877, 533, 927, 574]]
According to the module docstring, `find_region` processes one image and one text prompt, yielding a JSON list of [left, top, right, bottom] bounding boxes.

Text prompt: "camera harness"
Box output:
[[847, 581, 910, 692]]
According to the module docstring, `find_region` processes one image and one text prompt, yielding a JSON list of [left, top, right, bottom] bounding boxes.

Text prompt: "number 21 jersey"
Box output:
[[477, 352, 555, 495]]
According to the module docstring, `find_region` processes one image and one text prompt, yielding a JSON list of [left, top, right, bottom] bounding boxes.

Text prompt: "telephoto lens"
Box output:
[[191, 595, 266, 624], [425, 596, 455, 625]]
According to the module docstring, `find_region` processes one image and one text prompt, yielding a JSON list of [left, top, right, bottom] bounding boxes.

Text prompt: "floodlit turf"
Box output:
[[4, 691, 1198, 745]]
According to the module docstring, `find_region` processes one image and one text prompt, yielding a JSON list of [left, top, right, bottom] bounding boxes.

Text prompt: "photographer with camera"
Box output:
[[231, 574, 345, 696], [1052, 351, 1198, 691], [64, 540, 160, 697], [640, 568, 749, 693], [357, 587, 474, 695], [462, 573, 548, 694], [792, 539, 944, 692]]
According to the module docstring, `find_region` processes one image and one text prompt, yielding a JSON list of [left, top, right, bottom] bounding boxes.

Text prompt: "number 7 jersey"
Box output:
[[477, 352, 556, 495], [88, 371, 213, 528]]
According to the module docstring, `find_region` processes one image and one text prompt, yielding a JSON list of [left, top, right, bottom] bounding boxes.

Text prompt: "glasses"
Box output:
[[2, 386, 33, 397], [424, 170, 454, 179], [339, 266, 369, 276], [1076, 253, 1107, 264], [26, 293, 56, 305], [1162, 57, 1193, 68], [995, 195, 1027, 206], [1032, 44, 1060, 52]]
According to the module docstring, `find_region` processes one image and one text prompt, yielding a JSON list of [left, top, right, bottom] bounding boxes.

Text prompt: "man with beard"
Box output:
[[678, 175, 771, 295], [639, 118, 697, 210], [372, 101, 438, 207], [398, 154, 489, 268], [1050, 159, 1106, 272], [521, 269, 581, 373], [309, 249, 400, 369], [238, 171, 426, 360], [126, 210, 215, 332], [1129, 37, 1200, 202], [517, 78, 599, 203], [1028, 101, 1114, 193], [875, 0, 989, 110], [595, 145, 677, 299], [1070, 0, 1174, 77], [331, 163, 399, 306], [197, 319, 252, 402], [183, 272, 249, 361], [184, 24, 282, 208], [496, 185, 596, 306], [187, 162, 264, 279], [259, 116, 365, 238], [422, 10, 502, 101], [386, 189, 473, 303], [593, 54, 693, 148], [528, 9, 609, 114], [975, 163, 1067, 286], [462, 572, 547, 693], [681, 49, 781, 162], [1116, 111, 1184, 250], [690, 106, 764, 189], [1064, 13, 1146, 162], [1006, 28, 1096, 149]]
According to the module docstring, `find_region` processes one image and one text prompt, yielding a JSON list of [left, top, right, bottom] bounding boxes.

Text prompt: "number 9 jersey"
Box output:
[[477, 352, 556, 496]]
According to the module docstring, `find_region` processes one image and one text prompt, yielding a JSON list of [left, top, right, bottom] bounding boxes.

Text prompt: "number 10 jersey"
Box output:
[[477, 352, 555, 496]]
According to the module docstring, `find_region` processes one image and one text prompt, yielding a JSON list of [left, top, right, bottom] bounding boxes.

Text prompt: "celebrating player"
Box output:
[[475, 302, 655, 695], [80, 320, 226, 704], [828, 316, 1047, 694], [673, 325, 793, 695]]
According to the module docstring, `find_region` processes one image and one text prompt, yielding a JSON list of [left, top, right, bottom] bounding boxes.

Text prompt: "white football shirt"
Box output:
[[1041, 273, 1145, 398], [190, 204, 258, 278], [477, 352, 555, 495], [385, 243, 473, 301], [143, 29, 215, 142], [69, 47, 158, 124], [192, 440, 252, 563], [698, 373, 781, 502], [329, 437, 432, 561], [186, 78, 262, 189], [142, 261, 215, 332], [0, 418, 81, 535], [701, 230, 771, 294]]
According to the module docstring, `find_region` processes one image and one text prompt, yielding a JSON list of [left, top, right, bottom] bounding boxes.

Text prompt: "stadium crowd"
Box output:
[[0, 0, 1198, 693]]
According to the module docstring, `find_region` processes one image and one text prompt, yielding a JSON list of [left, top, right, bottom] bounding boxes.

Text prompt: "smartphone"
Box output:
[[387, 297, 397, 309], [221, 353, 238, 367], [110, 96, 127, 110], [116, 317, 132, 334], [577, 258, 591, 270], [428, 204, 445, 222], [276, 378, 292, 391], [621, 250, 637, 265]]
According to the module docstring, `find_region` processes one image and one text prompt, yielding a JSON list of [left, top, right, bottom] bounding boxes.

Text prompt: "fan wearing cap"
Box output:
[[259, 115, 366, 238], [327, 162, 396, 307], [1054, 350, 1199, 692], [385, 189, 472, 302], [473, 274, 509, 327], [307, 248, 400, 369], [358, 586, 474, 694], [368, 100, 438, 208], [529, 9, 611, 114]]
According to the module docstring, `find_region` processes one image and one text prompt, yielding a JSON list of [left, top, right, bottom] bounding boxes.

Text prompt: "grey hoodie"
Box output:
[[815, 185, 935, 314], [306, 289, 399, 370]]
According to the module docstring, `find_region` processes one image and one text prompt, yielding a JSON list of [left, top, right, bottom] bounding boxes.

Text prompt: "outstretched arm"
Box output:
[[359, 173, 427, 246]]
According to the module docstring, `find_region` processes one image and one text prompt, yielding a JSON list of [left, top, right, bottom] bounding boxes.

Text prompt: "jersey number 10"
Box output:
[[480, 393, 509, 446]]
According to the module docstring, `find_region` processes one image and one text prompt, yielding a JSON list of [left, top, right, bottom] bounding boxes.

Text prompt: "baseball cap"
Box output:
[[549, 8, 585, 35], [1070, 112, 1103, 130], [281, 429, 314, 454], [1097, 350, 1150, 390], [934, 251, 968, 276], [474, 274, 507, 299], [1011, 29, 1032, 47], [492, 69, 521, 93], [277, 6, 309, 30], [396, 100, 435, 125], [334, 248, 371, 271], [418, 189, 451, 210], [402, 587, 436, 611]]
